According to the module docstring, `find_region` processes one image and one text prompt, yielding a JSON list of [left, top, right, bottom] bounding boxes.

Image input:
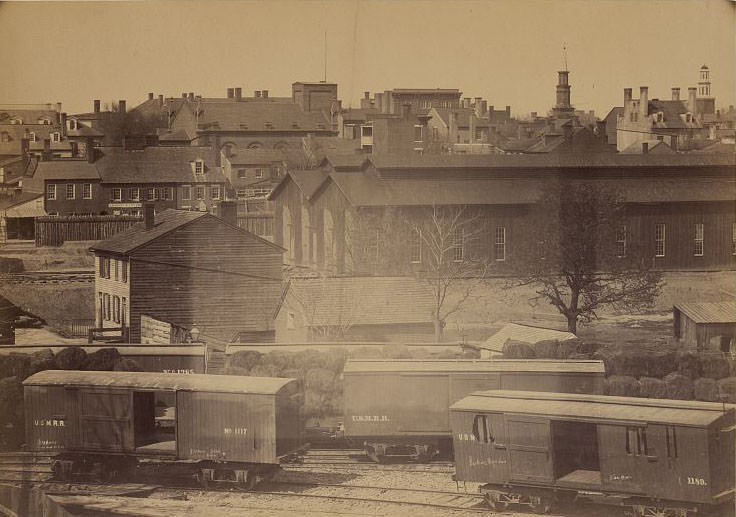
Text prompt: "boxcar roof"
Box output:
[[23, 370, 295, 395], [343, 359, 605, 374], [451, 390, 735, 427]]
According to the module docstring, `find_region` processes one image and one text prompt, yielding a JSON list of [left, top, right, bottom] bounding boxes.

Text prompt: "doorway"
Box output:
[[133, 391, 176, 454], [552, 421, 601, 487]]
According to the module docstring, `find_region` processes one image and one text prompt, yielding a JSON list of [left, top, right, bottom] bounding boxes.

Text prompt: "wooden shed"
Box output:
[[673, 302, 736, 353]]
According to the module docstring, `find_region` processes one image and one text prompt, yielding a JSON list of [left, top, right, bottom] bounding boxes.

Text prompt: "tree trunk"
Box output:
[[433, 317, 443, 342], [566, 314, 577, 334]]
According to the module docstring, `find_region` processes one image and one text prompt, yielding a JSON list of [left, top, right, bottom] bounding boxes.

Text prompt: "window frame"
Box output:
[[452, 228, 465, 263], [129, 187, 140, 201], [110, 188, 122, 202], [194, 160, 204, 175], [147, 187, 156, 201], [625, 426, 648, 456], [655, 223, 666, 258], [195, 186, 205, 200], [65, 183, 75, 200], [694, 223, 704, 257], [46, 183, 56, 200], [409, 228, 422, 264], [616, 225, 627, 258], [494, 226, 506, 262], [182, 185, 191, 201], [82, 183, 92, 200], [211, 185, 221, 200]]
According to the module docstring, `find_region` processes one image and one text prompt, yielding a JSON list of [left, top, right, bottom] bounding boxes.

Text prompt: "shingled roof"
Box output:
[[95, 146, 225, 184], [282, 276, 435, 326]]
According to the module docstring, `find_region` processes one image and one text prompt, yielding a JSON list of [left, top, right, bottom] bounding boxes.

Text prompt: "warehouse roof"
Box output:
[[35, 161, 101, 180], [96, 147, 225, 184], [674, 302, 736, 324], [482, 323, 578, 353], [451, 390, 736, 427], [24, 370, 296, 395], [344, 359, 605, 374]]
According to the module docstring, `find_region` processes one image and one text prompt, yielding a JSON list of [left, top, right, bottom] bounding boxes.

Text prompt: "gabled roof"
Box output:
[[482, 323, 577, 353], [282, 276, 435, 326], [0, 191, 43, 211], [89, 209, 206, 255], [95, 146, 225, 184], [0, 108, 60, 126], [66, 125, 104, 138], [674, 302, 736, 324], [648, 99, 701, 129], [604, 106, 623, 123], [451, 390, 735, 427], [269, 169, 329, 201], [35, 160, 101, 180], [24, 370, 296, 395]]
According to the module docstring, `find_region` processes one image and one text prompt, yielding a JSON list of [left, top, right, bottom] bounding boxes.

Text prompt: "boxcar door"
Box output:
[[506, 417, 554, 483], [396, 374, 449, 433], [79, 389, 134, 451]]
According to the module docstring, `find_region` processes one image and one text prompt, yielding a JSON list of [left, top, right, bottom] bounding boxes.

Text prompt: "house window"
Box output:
[[287, 311, 295, 330], [361, 125, 373, 137], [237, 169, 246, 179], [111, 188, 122, 202], [236, 189, 247, 199], [38, 118, 51, 125], [104, 293, 111, 321], [121, 297, 127, 327], [452, 228, 464, 262], [211, 186, 221, 200], [121, 260, 127, 283], [161, 187, 172, 201], [665, 425, 677, 458], [196, 186, 205, 200], [28, 132, 37, 142], [69, 119, 78, 131], [51, 132, 61, 143], [625, 426, 648, 456], [182, 185, 191, 201], [494, 226, 506, 262], [694, 223, 704, 257], [113, 295, 120, 323], [410, 228, 422, 263], [129, 187, 140, 201], [366, 228, 380, 262], [0, 132, 9, 143], [113, 259, 119, 281], [10, 117, 22, 125], [413, 125, 423, 142], [46, 184, 56, 200], [616, 225, 627, 258], [194, 160, 204, 175], [147, 188, 156, 201], [655, 223, 666, 257], [66, 184, 75, 200], [83, 183, 92, 199], [255, 169, 264, 179]]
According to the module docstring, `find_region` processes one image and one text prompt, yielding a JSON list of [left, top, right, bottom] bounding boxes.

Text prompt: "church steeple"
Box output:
[[553, 45, 574, 117]]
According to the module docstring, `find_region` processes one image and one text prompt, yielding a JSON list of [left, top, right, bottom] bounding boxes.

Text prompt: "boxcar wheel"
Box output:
[[197, 468, 214, 488], [527, 494, 553, 514], [484, 492, 509, 511]]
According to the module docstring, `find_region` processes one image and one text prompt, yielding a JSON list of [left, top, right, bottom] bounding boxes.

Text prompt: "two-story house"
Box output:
[[89, 205, 284, 344], [221, 148, 287, 201]]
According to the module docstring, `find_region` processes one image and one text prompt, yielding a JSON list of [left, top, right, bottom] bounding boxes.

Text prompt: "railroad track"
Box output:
[[0, 451, 54, 483], [0, 270, 94, 284]]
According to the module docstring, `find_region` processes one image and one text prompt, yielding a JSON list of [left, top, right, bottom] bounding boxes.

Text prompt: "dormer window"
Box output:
[[37, 118, 51, 125], [68, 119, 78, 131], [264, 121, 273, 129], [194, 159, 204, 175], [656, 112, 664, 123], [51, 132, 61, 143], [10, 118, 22, 125], [685, 113, 692, 123]]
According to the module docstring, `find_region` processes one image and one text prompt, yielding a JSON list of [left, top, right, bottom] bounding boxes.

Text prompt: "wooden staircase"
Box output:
[[205, 343, 227, 374]]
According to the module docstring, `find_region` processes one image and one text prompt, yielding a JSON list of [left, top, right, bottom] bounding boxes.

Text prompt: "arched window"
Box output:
[[37, 117, 51, 125], [273, 141, 289, 150], [247, 142, 263, 150]]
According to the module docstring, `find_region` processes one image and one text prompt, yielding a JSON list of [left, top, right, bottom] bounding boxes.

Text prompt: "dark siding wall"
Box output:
[[44, 180, 106, 214], [309, 180, 351, 272], [129, 216, 282, 343], [272, 178, 308, 265]]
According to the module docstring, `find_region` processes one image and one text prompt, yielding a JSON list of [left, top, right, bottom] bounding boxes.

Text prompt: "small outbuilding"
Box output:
[[479, 322, 577, 359], [673, 302, 736, 354]]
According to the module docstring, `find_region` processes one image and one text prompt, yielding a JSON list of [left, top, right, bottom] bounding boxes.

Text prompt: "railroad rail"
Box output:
[[0, 452, 53, 483], [0, 270, 94, 284]]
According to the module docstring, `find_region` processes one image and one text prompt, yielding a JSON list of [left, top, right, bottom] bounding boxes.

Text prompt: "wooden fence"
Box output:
[[51, 319, 96, 339], [35, 215, 142, 246], [237, 212, 274, 240]]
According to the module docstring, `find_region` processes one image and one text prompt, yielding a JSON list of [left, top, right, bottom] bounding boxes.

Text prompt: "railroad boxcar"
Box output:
[[23, 370, 304, 487], [450, 390, 735, 516], [342, 359, 605, 462]]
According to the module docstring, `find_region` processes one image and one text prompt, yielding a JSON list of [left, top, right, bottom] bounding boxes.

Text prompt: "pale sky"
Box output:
[[0, 0, 734, 118]]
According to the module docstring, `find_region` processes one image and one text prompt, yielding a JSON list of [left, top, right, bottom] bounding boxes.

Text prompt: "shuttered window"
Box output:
[[694, 223, 704, 257], [655, 224, 665, 257]]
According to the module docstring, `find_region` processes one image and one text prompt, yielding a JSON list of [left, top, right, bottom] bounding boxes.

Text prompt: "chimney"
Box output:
[[182, 93, 187, 99], [188, 92, 194, 101], [158, 94, 164, 106], [595, 119, 606, 137], [639, 87, 648, 117], [531, 111, 538, 119], [56, 102, 62, 113], [94, 99, 101, 113], [254, 90, 262, 98], [118, 100, 126, 113], [61, 113, 67, 135], [624, 88, 632, 103], [227, 88, 234, 99], [505, 106, 511, 118], [480, 100, 487, 115], [400, 103, 411, 119], [234, 87, 242, 100], [87, 140, 96, 163], [687, 87, 697, 114], [148, 92, 154, 101], [217, 201, 238, 227], [671, 87, 680, 101], [469, 114, 476, 142], [262, 90, 269, 99], [143, 203, 155, 230], [364, 91, 370, 99], [642, 142, 649, 154], [42, 139, 51, 161], [449, 111, 458, 143]]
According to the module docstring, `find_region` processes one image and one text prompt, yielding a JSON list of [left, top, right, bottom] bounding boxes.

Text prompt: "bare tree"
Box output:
[[509, 182, 663, 333], [406, 205, 489, 341]]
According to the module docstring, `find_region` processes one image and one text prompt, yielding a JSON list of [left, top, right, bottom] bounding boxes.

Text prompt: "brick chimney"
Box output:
[[262, 90, 269, 99], [118, 100, 126, 113], [42, 139, 51, 161], [400, 103, 411, 119], [364, 91, 370, 99], [480, 100, 487, 115], [182, 93, 187, 99], [254, 90, 262, 98], [227, 88, 234, 99], [148, 92, 154, 101], [188, 92, 194, 101], [217, 201, 238, 227], [505, 106, 511, 118], [642, 142, 649, 154], [87, 139, 96, 163], [235, 87, 242, 100], [671, 87, 680, 101], [143, 203, 155, 230], [687, 87, 697, 114], [158, 94, 164, 106], [639, 87, 648, 118], [449, 111, 458, 143], [61, 113, 67, 135], [624, 88, 632, 104]]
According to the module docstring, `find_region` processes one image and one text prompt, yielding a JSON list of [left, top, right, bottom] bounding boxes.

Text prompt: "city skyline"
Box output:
[[0, 0, 734, 117]]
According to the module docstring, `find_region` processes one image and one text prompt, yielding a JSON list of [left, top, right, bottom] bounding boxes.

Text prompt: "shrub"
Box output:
[[502, 340, 536, 359], [0, 377, 24, 450], [592, 350, 615, 375], [227, 350, 262, 371], [693, 378, 719, 402], [263, 351, 293, 372], [28, 349, 55, 377], [676, 352, 702, 379], [609, 351, 649, 379], [87, 348, 121, 371], [646, 352, 678, 379], [717, 377, 736, 403], [554, 340, 578, 359], [663, 372, 694, 400], [700, 355, 732, 380], [532, 340, 558, 359], [382, 343, 411, 359], [0, 353, 31, 380], [249, 364, 281, 378], [639, 377, 667, 399], [55, 347, 88, 370], [113, 358, 143, 372], [605, 375, 640, 397]]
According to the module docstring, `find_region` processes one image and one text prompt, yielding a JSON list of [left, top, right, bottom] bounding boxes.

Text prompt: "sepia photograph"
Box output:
[[0, 0, 734, 515]]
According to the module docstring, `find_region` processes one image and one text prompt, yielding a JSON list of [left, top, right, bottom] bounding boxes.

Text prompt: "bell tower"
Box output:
[[698, 65, 711, 97], [552, 45, 574, 118]]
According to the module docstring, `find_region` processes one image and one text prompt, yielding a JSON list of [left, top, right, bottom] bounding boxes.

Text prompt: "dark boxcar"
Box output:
[[342, 359, 605, 461], [24, 370, 303, 485], [450, 390, 736, 516]]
